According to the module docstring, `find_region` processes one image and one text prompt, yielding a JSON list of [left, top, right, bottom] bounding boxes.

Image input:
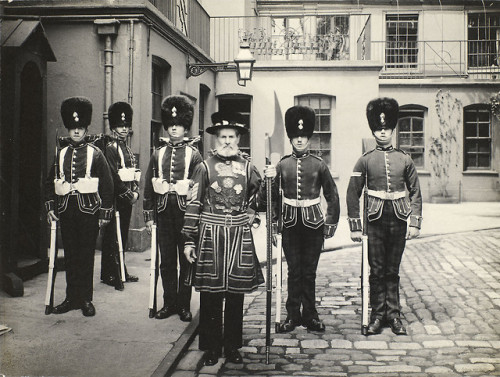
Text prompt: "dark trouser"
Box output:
[[157, 194, 192, 310], [282, 212, 324, 324], [199, 291, 244, 354], [367, 201, 407, 322], [101, 199, 132, 281], [59, 196, 99, 304]]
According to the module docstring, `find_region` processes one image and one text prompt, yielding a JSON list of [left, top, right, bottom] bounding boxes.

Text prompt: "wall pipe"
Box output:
[[104, 34, 113, 133], [128, 20, 135, 106]]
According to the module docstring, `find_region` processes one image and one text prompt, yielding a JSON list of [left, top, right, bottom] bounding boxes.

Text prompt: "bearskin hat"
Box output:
[[285, 105, 315, 139], [161, 95, 194, 130], [61, 97, 92, 129], [366, 97, 399, 132], [108, 101, 133, 129]]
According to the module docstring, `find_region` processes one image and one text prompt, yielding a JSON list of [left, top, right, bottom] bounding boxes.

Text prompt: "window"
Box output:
[[296, 95, 332, 167], [217, 95, 252, 156], [151, 57, 170, 153], [468, 13, 500, 69], [397, 106, 425, 168], [385, 14, 419, 69], [464, 105, 492, 170]]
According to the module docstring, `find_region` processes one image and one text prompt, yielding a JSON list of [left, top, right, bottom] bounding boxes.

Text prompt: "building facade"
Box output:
[[1, 0, 499, 292]]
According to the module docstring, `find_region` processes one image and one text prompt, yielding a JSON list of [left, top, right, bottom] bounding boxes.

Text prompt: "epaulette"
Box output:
[[362, 148, 377, 157], [280, 154, 292, 161], [310, 153, 323, 161], [394, 147, 409, 155]]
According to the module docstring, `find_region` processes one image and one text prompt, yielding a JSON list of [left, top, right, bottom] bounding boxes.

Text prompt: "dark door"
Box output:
[[17, 62, 43, 260]]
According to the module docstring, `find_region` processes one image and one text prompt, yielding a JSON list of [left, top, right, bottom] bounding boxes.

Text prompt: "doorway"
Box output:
[[17, 62, 43, 260]]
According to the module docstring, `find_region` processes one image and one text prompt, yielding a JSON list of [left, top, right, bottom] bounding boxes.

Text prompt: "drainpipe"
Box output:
[[94, 19, 120, 133], [128, 20, 135, 106]]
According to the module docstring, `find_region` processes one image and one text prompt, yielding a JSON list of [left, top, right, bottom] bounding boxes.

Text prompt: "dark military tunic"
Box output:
[[45, 140, 114, 304], [273, 151, 340, 324], [101, 139, 140, 282], [346, 145, 422, 321], [143, 139, 203, 310]]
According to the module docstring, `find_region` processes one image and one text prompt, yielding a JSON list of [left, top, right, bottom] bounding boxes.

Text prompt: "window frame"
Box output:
[[463, 104, 493, 171], [295, 94, 333, 168], [151, 57, 171, 154], [467, 12, 500, 70], [396, 105, 426, 169], [385, 13, 419, 71]]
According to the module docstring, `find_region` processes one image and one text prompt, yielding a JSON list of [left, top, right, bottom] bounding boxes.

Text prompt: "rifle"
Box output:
[[361, 185, 369, 335], [45, 130, 60, 315], [264, 134, 273, 364], [148, 165, 159, 318], [274, 177, 283, 334]]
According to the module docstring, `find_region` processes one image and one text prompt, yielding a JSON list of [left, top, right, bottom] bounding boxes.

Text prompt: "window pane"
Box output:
[[412, 118, 423, 132], [319, 133, 331, 149], [309, 97, 320, 109], [413, 135, 424, 146], [478, 110, 490, 122], [464, 124, 477, 137], [478, 139, 490, 153], [320, 96, 331, 108], [465, 141, 478, 153], [479, 123, 490, 137], [310, 134, 321, 149], [399, 118, 411, 131], [478, 154, 490, 168], [399, 133, 411, 146]]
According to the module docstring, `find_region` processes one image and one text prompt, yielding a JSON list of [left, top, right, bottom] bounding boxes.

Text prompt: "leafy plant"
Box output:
[[490, 91, 500, 121], [429, 90, 461, 197]]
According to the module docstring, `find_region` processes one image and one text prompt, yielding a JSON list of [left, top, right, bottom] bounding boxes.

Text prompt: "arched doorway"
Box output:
[[17, 62, 43, 260]]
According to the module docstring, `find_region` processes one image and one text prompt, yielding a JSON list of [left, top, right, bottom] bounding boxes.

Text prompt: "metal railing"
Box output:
[[210, 14, 371, 62], [148, 0, 210, 52], [372, 40, 500, 80]]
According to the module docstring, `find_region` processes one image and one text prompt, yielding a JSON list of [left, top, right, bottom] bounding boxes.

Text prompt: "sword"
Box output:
[[148, 165, 159, 318], [45, 129, 60, 315]]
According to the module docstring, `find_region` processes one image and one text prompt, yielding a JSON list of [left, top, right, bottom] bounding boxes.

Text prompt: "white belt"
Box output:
[[283, 197, 320, 207], [367, 190, 406, 200]]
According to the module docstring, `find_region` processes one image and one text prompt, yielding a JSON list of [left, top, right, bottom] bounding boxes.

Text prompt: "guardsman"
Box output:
[[182, 111, 266, 366], [264, 105, 340, 333], [101, 102, 140, 291], [45, 96, 114, 317], [346, 97, 422, 335], [143, 95, 203, 322]]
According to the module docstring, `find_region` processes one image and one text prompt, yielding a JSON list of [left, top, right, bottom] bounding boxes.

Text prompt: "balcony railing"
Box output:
[[210, 15, 370, 63], [372, 40, 500, 80], [148, 0, 210, 52], [210, 15, 499, 80]]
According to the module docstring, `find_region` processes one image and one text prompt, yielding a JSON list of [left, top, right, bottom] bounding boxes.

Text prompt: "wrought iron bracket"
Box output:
[[186, 62, 234, 78]]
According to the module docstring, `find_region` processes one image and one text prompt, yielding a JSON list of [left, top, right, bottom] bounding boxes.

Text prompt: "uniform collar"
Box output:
[[168, 140, 186, 148], [376, 145, 394, 152], [69, 139, 87, 149], [292, 150, 310, 159]]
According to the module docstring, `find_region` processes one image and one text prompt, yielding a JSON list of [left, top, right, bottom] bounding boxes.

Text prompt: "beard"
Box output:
[[216, 144, 239, 157]]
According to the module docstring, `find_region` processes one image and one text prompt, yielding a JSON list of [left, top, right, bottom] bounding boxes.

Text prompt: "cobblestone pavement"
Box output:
[[172, 229, 500, 376]]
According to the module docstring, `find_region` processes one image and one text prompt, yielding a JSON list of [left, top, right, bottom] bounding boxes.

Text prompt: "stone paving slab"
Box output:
[[174, 229, 500, 376]]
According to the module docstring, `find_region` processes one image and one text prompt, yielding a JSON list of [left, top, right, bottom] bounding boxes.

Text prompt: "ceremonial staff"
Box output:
[[361, 183, 369, 335], [45, 130, 60, 315]]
